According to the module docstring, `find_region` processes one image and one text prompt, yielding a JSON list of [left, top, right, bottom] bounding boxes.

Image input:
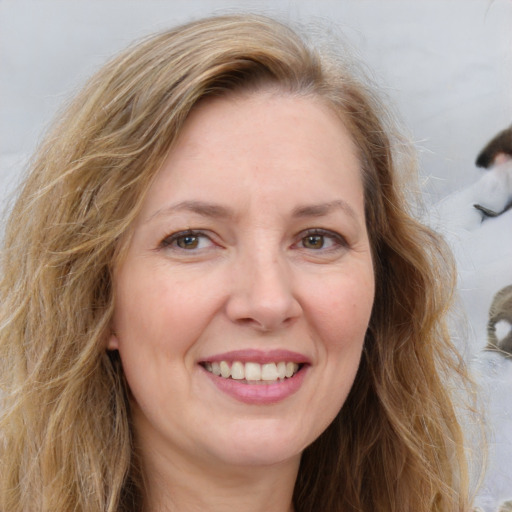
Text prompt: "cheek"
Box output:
[[112, 264, 222, 357], [297, 270, 374, 443], [308, 269, 375, 350], [111, 267, 217, 412]]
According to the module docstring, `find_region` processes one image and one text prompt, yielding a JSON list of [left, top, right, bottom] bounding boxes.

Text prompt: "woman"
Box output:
[[0, 13, 474, 512]]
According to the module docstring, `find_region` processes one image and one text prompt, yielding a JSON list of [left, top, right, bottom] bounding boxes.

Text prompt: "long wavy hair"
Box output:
[[0, 13, 475, 512]]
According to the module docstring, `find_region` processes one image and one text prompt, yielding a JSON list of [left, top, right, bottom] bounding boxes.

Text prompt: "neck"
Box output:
[[140, 440, 299, 512]]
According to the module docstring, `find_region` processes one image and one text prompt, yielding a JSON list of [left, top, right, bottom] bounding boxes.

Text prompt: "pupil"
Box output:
[[178, 235, 198, 249], [304, 235, 323, 249]]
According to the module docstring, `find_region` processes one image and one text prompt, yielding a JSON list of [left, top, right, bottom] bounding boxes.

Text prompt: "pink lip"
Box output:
[[199, 349, 310, 365], [198, 349, 310, 405], [202, 364, 308, 405]]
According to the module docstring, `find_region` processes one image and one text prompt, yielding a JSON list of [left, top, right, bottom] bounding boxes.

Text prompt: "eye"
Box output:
[[302, 234, 326, 250], [297, 229, 346, 251], [160, 230, 214, 251], [176, 234, 201, 249]]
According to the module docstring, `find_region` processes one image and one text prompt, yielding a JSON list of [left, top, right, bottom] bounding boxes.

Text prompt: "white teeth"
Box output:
[[211, 361, 221, 376], [220, 361, 230, 378], [203, 360, 300, 382], [261, 363, 278, 381], [231, 361, 244, 380], [245, 362, 261, 381], [285, 362, 295, 378]]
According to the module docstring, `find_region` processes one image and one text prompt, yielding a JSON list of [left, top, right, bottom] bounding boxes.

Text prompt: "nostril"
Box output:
[[234, 316, 290, 332]]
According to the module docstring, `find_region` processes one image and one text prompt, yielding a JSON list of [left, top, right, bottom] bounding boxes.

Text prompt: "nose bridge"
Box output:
[[226, 238, 300, 330]]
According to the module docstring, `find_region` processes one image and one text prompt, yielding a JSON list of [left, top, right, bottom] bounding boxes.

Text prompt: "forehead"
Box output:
[[137, 90, 364, 221], [182, 89, 354, 153]]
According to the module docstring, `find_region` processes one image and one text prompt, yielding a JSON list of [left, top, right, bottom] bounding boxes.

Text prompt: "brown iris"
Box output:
[[302, 235, 324, 249], [177, 235, 200, 249]]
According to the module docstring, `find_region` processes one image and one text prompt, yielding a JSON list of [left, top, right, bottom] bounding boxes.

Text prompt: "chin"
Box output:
[[202, 418, 315, 468], [211, 443, 302, 469]]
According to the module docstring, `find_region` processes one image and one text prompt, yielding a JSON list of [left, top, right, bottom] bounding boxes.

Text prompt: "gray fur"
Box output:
[[473, 500, 512, 512], [498, 501, 512, 512], [485, 285, 512, 357]]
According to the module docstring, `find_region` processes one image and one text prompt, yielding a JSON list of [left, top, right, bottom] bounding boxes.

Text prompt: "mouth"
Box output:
[[198, 351, 309, 404], [200, 360, 303, 384]]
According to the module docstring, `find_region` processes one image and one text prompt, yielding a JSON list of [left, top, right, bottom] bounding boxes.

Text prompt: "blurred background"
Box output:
[[1, 1, 511, 510], [1, 0, 511, 206]]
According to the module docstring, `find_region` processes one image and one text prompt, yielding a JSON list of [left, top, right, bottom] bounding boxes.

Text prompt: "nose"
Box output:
[[225, 250, 302, 332]]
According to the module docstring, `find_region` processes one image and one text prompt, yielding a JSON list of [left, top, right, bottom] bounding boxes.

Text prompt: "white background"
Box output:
[[1, 0, 511, 206], [1, 1, 511, 510]]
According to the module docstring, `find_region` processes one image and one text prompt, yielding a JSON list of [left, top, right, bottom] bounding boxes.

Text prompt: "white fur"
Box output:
[[476, 160, 512, 214], [430, 160, 512, 234]]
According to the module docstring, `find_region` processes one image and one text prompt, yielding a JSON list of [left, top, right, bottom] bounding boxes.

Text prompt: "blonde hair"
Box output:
[[0, 13, 474, 512]]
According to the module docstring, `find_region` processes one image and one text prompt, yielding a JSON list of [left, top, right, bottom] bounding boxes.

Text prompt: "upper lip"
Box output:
[[199, 349, 310, 365]]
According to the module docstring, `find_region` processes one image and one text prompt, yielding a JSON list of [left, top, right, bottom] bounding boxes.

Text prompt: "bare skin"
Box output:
[[110, 90, 374, 512], [140, 438, 298, 512]]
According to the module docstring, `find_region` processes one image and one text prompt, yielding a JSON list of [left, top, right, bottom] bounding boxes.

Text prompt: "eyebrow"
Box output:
[[146, 200, 234, 223], [291, 199, 358, 221], [147, 199, 359, 223]]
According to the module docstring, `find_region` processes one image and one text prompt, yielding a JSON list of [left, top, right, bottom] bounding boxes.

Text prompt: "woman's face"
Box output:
[[110, 91, 375, 472]]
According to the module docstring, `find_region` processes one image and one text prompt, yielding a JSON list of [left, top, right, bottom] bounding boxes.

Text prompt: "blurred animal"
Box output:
[[486, 285, 512, 357], [498, 501, 512, 512], [472, 131, 512, 512], [473, 125, 512, 218], [473, 499, 512, 512], [472, 161, 512, 218], [476, 124, 512, 168]]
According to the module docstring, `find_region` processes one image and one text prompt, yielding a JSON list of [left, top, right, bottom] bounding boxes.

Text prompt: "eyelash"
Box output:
[[297, 228, 347, 251], [158, 228, 347, 253], [159, 229, 213, 251]]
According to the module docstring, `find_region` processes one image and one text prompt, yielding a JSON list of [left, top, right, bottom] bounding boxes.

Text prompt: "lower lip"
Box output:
[[202, 366, 308, 405]]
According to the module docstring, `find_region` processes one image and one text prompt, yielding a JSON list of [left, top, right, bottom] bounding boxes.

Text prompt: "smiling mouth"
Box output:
[[201, 361, 302, 383]]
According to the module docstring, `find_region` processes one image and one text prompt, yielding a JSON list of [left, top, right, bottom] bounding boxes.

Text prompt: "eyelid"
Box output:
[[298, 228, 347, 247], [159, 229, 216, 251], [158, 227, 347, 254], [292, 228, 349, 255]]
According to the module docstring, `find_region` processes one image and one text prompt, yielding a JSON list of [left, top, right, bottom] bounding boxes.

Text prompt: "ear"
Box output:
[[107, 332, 119, 350]]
